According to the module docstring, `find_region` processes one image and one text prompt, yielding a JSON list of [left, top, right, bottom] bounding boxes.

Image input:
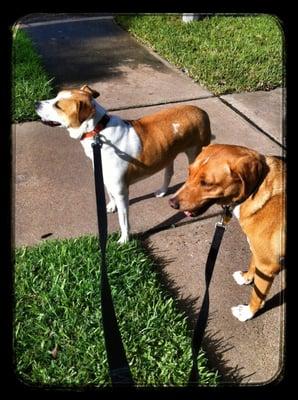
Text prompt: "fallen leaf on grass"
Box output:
[[50, 344, 58, 359]]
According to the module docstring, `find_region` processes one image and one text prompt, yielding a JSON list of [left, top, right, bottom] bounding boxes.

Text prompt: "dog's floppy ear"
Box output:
[[80, 84, 100, 98], [230, 154, 265, 203], [78, 99, 96, 124]]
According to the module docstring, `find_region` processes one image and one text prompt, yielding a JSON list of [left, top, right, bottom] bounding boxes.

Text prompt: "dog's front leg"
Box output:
[[231, 263, 278, 322], [113, 189, 130, 244]]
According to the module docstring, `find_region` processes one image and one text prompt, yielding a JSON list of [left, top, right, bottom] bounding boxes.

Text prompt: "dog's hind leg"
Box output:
[[154, 162, 174, 197], [106, 190, 117, 213], [185, 145, 201, 165]]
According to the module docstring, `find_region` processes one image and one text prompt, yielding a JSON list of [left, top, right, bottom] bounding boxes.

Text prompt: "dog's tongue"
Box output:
[[184, 211, 194, 217]]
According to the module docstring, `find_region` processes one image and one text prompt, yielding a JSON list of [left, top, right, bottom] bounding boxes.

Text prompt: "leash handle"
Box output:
[[92, 136, 134, 387], [188, 222, 226, 386]]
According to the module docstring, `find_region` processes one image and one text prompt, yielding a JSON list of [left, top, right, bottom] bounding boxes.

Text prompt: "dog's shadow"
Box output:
[[129, 183, 183, 206], [130, 182, 222, 238], [256, 288, 286, 317], [137, 209, 222, 241]]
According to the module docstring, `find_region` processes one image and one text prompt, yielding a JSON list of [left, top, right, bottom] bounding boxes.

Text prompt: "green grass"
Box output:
[[12, 28, 54, 123], [14, 234, 219, 387], [116, 14, 284, 95]]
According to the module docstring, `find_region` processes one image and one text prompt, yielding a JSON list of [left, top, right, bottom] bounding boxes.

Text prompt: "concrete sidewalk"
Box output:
[[14, 15, 285, 385]]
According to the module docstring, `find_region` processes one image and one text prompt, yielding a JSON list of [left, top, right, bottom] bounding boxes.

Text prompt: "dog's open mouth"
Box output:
[[41, 119, 61, 127], [184, 199, 216, 218]]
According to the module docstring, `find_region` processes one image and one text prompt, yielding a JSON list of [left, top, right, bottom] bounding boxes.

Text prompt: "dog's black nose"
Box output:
[[35, 101, 41, 110], [169, 197, 180, 210]]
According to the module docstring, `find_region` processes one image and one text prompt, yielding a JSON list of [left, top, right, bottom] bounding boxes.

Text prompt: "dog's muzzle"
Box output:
[[35, 101, 61, 127]]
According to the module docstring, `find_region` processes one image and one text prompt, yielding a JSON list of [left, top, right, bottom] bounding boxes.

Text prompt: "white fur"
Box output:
[[106, 190, 117, 213], [36, 91, 77, 130], [37, 93, 144, 244], [154, 163, 174, 197], [232, 205, 252, 251], [233, 271, 252, 285], [231, 304, 254, 322], [172, 123, 180, 135], [80, 103, 142, 244], [38, 91, 207, 243], [233, 204, 241, 220]]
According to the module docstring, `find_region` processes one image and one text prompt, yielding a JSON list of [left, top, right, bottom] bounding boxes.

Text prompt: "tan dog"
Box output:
[[35, 85, 211, 243], [169, 144, 285, 321]]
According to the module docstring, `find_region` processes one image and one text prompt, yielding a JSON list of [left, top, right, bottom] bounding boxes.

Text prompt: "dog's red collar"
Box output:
[[80, 114, 110, 141]]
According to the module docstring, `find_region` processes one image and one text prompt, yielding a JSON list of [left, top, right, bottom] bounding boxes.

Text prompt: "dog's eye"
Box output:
[[200, 179, 212, 187], [55, 102, 61, 110]]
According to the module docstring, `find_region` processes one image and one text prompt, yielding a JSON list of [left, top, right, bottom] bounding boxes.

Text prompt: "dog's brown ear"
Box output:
[[231, 154, 264, 203], [78, 100, 96, 124], [80, 84, 100, 98]]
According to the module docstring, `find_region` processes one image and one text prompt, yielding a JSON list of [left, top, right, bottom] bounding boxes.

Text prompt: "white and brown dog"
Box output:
[[169, 144, 285, 321], [35, 85, 211, 243]]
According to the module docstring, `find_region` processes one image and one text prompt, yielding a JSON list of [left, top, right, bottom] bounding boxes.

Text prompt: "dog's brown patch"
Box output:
[[56, 89, 96, 128], [125, 105, 211, 185]]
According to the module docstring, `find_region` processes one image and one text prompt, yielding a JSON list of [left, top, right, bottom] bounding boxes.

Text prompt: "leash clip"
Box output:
[[216, 205, 233, 228], [92, 133, 103, 148]]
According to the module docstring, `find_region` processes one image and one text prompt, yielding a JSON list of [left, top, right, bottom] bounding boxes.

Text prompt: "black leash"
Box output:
[[92, 134, 135, 387], [92, 125, 232, 386], [188, 207, 233, 386]]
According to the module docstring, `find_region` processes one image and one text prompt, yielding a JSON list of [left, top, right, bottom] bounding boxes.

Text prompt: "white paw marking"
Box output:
[[154, 188, 167, 198], [233, 271, 252, 285], [106, 201, 117, 213], [231, 304, 254, 322]]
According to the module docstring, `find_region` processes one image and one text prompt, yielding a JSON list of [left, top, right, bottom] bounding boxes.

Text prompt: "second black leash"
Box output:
[[188, 207, 232, 386], [92, 135, 135, 387]]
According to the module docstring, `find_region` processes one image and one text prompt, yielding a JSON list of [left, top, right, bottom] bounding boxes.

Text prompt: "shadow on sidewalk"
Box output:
[[25, 18, 170, 88], [139, 209, 222, 241], [140, 237, 252, 384], [138, 212, 285, 384], [129, 183, 183, 207]]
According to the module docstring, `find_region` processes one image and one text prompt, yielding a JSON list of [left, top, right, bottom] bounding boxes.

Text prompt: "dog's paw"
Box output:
[[154, 188, 167, 198], [233, 271, 253, 285], [117, 234, 129, 244], [106, 201, 117, 213], [231, 304, 254, 322]]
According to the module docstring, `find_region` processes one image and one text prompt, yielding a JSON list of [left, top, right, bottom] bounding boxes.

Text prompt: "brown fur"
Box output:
[[170, 143, 285, 317], [55, 87, 98, 128], [55, 90, 211, 174], [125, 105, 211, 185]]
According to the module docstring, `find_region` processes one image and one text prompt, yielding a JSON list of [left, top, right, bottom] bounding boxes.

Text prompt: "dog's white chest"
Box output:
[[233, 205, 241, 220], [81, 139, 94, 160], [80, 119, 142, 187]]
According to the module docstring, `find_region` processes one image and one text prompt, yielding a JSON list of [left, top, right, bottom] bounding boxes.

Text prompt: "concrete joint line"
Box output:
[[107, 94, 216, 113], [17, 16, 114, 28], [219, 97, 286, 150]]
